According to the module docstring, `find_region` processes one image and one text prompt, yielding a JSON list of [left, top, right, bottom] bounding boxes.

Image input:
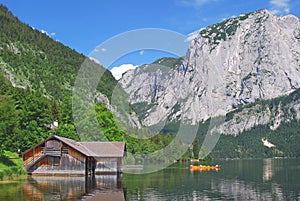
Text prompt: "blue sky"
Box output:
[[1, 0, 299, 77]]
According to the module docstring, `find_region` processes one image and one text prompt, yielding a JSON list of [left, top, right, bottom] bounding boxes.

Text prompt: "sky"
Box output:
[[0, 0, 299, 79]]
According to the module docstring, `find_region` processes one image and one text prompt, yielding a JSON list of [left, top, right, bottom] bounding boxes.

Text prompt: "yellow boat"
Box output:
[[190, 165, 221, 171]]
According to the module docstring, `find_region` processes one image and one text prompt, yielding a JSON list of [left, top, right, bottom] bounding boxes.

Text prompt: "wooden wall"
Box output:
[[23, 144, 44, 167], [94, 157, 122, 174], [30, 145, 87, 175]]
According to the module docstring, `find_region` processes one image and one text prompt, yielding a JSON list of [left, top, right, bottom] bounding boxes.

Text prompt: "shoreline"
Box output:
[[0, 175, 27, 184]]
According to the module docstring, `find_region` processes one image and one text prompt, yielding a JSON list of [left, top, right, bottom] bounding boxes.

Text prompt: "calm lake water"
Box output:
[[0, 158, 299, 200]]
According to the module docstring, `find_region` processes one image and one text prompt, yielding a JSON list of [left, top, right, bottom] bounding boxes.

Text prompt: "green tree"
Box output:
[[0, 95, 18, 153], [192, 138, 200, 159]]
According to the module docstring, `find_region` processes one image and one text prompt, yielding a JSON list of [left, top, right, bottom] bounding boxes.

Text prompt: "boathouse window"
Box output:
[[49, 156, 60, 166], [44, 140, 62, 157], [46, 140, 61, 149]]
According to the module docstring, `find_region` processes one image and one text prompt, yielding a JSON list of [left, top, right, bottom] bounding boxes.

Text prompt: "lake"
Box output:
[[0, 158, 299, 200]]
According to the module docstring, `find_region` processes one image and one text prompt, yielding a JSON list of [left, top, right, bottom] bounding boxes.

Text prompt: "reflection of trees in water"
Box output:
[[215, 179, 285, 200], [123, 159, 300, 200], [125, 173, 286, 200], [22, 175, 125, 201], [16, 159, 300, 200], [263, 158, 273, 182]]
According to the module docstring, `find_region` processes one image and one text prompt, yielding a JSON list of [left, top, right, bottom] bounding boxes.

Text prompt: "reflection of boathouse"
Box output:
[[23, 175, 125, 201], [22, 135, 126, 175]]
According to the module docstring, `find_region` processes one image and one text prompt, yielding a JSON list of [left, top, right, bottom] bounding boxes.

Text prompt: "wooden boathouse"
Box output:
[[22, 135, 126, 175]]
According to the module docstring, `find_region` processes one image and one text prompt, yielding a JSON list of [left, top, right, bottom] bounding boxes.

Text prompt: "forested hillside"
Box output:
[[212, 88, 300, 158], [0, 4, 118, 153], [0, 5, 118, 99]]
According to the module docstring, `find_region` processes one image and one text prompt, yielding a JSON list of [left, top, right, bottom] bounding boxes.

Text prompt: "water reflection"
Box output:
[[263, 158, 274, 182], [216, 179, 284, 200], [22, 175, 125, 201], [123, 159, 300, 200], [0, 159, 299, 200]]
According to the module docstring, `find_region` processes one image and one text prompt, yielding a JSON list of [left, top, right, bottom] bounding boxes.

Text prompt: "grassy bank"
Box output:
[[0, 151, 27, 181]]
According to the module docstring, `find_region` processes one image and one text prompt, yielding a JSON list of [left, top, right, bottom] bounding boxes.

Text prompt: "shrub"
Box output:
[[0, 171, 4, 180], [3, 168, 12, 177]]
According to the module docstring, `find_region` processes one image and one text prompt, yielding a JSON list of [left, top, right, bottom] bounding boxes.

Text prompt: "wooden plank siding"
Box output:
[[30, 145, 89, 175], [93, 157, 124, 174], [23, 144, 45, 170], [95, 158, 117, 174]]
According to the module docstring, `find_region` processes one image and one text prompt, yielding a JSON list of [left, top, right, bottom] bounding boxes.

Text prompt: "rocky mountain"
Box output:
[[120, 9, 300, 135]]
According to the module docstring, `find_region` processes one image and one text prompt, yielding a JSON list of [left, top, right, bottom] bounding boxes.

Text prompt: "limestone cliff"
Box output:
[[120, 10, 300, 134]]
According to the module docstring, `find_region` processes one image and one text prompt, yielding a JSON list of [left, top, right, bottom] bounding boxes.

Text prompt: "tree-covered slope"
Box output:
[[0, 5, 117, 100], [0, 5, 188, 164], [0, 4, 120, 152], [211, 88, 300, 158]]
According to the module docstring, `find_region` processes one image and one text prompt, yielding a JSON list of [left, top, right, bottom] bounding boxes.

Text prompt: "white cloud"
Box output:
[[94, 47, 106, 53], [180, 0, 220, 8], [110, 64, 138, 80], [40, 29, 55, 38], [41, 29, 47, 34], [270, 9, 281, 15], [270, 0, 289, 8], [89, 56, 100, 64], [269, 0, 290, 15], [185, 28, 205, 42], [284, 7, 290, 13]]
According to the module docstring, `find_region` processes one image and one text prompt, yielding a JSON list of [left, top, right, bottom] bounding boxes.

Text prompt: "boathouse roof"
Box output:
[[23, 135, 126, 158]]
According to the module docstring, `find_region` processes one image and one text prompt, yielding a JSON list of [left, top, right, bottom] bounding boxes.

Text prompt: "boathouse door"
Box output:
[[86, 157, 96, 175]]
